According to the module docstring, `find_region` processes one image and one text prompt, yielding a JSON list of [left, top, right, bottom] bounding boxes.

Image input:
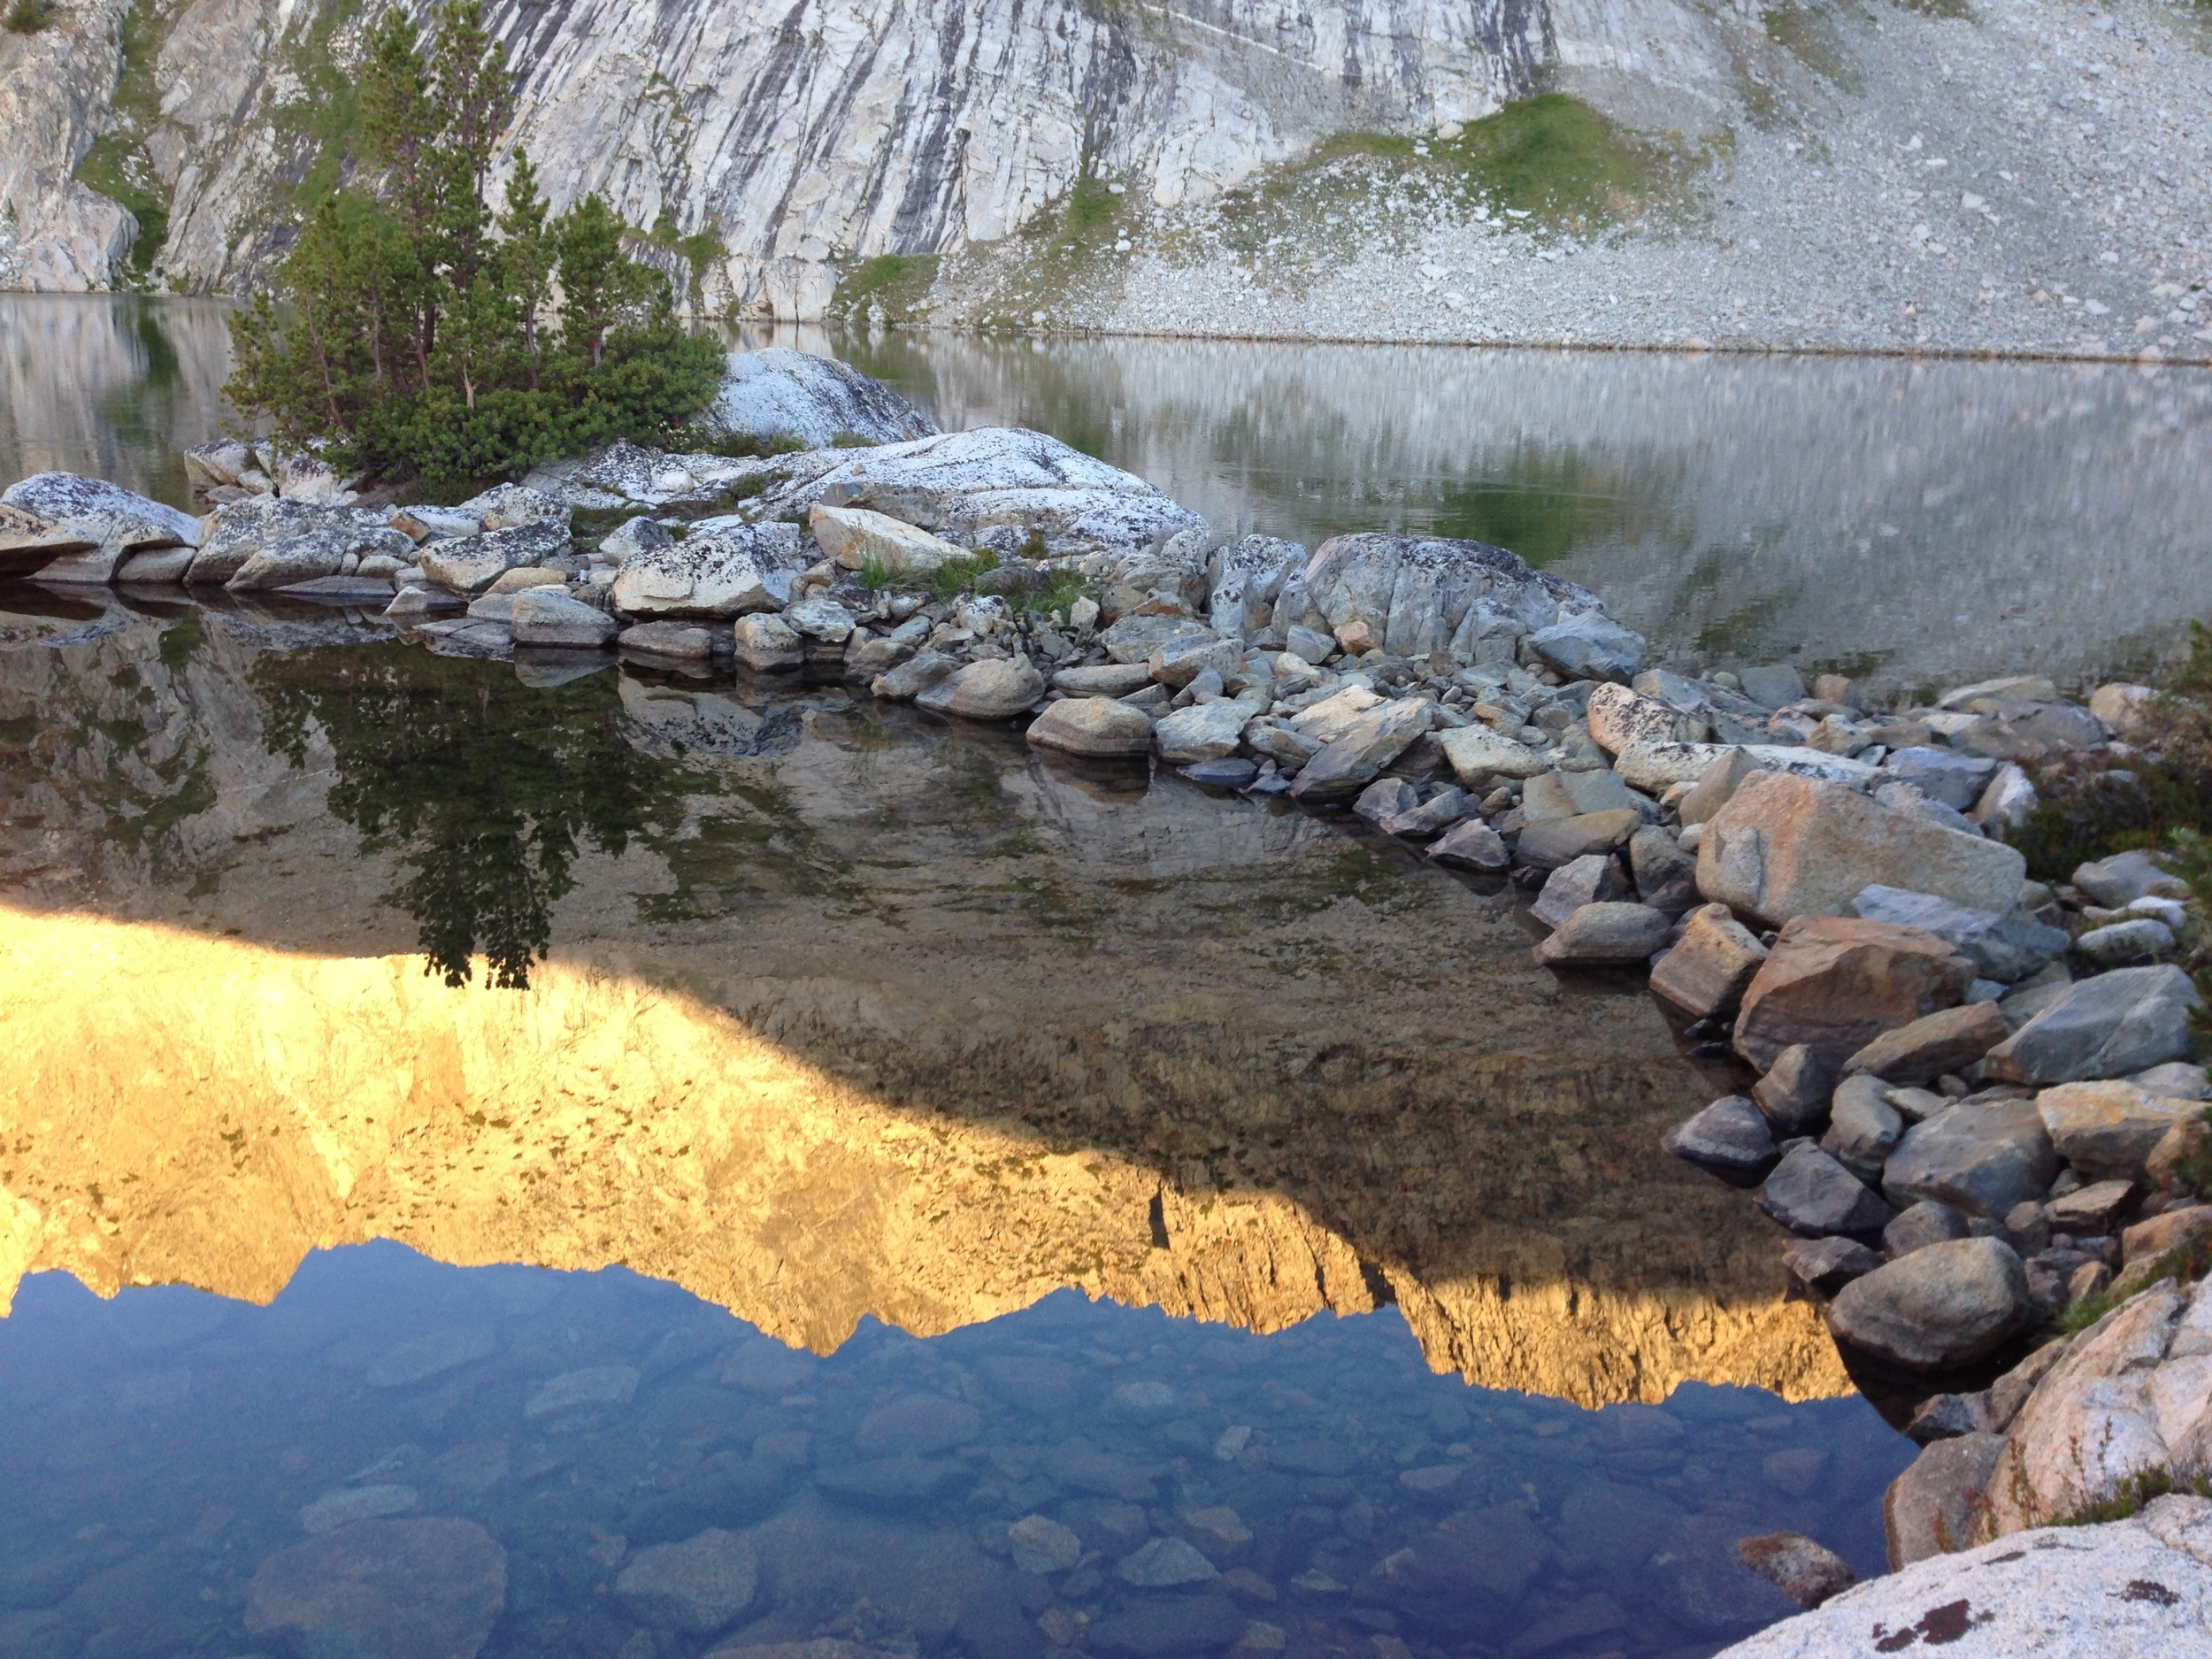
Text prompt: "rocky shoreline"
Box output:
[[4, 345, 2209, 1651]]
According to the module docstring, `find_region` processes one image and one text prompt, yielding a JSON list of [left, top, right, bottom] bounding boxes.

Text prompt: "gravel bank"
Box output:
[[930, 0, 2212, 362]]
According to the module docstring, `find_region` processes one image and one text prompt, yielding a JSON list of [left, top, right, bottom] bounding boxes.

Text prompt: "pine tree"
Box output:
[[224, 4, 720, 487]]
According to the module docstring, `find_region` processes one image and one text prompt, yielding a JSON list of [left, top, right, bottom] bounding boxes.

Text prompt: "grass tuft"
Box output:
[[827, 254, 941, 324], [4, 0, 53, 33]]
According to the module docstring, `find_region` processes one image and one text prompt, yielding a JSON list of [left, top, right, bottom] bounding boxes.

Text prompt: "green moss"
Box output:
[[4, 0, 54, 34], [69, 0, 180, 285], [828, 254, 941, 323]]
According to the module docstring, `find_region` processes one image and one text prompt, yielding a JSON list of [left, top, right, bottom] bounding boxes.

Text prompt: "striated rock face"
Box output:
[[2, 0, 1747, 303]]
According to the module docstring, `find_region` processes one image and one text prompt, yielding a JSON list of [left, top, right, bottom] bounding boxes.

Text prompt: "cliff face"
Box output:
[[0, 0, 1744, 309]]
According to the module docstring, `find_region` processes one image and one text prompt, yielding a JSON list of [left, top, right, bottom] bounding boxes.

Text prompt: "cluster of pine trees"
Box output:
[[225, 2, 723, 487]]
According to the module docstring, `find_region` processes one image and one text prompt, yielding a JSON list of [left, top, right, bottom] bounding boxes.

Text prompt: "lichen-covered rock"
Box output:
[[1207, 535, 1305, 639], [1586, 682, 1710, 752], [421, 522, 574, 596], [511, 588, 618, 648], [455, 482, 570, 533], [733, 612, 806, 670], [227, 523, 416, 592], [1275, 533, 1596, 663], [186, 497, 384, 585], [1, 472, 201, 581], [708, 349, 939, 447], [611, 523, 807, 618]]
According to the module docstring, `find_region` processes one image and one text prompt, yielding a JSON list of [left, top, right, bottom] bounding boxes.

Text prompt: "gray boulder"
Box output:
[[1426, 819, 1511, 872], [1985, 964, 2203, 1084], [1848, 884, 2070, 984], [511, 588, 618, 648], [1628, 826, 1701, 916], [1880, 747, 1997, 810], [1527, 611, 1649, 682], [228, 523, 416, 592], [1884, 1201, 1974, 1258], [1154, 697, 1256, 764], [0, 472, 201, 585], [1514, 809, 1643, 868], [733, 613, 805, 670], [1757, 1145, 1893, 1239], [421, 521, 572, 595], [1522, 765, 1646, 821], [706, 348, 939, 448], [2073, 849, 2190, 908], [1663, 1095, 1779, 1184], [1737, 664, 1808, 709], [1532, 853, 1620, 928], [2077, 917, 2177, 965], [1028, 697, 1155, 758], [1273, 532, 1595, 662], [1286, 698, 1431, 803], [1206, 535, 1305, 639], [610, 521, 806, 618], [1533, 902, 1672, 966], [1753, 1045, 1845, 1138], [1883, 1099, 2059, 1219], [1879, 1432, 2007, 1568], [1826, 1236, 2030, 1370], [1821, 1075, 1904, 1182], [917, 656, 1045, 720]]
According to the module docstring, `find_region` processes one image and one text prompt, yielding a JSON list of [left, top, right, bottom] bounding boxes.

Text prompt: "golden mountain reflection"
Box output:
[[0, 609, 1847, 1406]]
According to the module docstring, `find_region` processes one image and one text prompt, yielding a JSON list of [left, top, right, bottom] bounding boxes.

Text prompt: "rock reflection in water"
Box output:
[[0, 1247, 1913, 1659]]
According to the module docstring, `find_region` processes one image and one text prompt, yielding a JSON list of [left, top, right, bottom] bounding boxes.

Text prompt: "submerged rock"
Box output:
[[246, 1517, 506, 1659], [616, 1528, 759, 1632]]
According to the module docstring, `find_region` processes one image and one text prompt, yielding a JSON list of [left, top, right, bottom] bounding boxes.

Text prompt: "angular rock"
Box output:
[[809, 503, 961, 575], [2047, 1179, 2139, 1235], [872, 650, 959, 701], [1273, 532, 1591, 662], [1885, 1200, 1974, 1259], [1355, 777, 1421, 828], [1527, 611, 1649, 682], [1514, 808, 1642, 869], [2038, 1081, 2196, 1183], [1586, 681, 1709, 753], [227, 523, 417, 592], [917, 656, 1046, 720], [1754, 1045, 1847, 1136], [1757, 1146, 1893, 1239], [1985, 964, 2204, 1084], [1286, 698, 1430, 803], [2073, 849, 2190, 909], [1534, 902, 1672, 966], [733, 613, 805, 671], [1532, 853, 1619, 928], [1116, 1537, 1219, 1587], [1905, 1391, 1997, 1444], [621, 621, 716, 658], [421, 521, 573, 595], [1380, 787, 1467, 839], [2121, 1204, 2212, 1265], [1053, 662, 1154, 695], [2090, 682, 2158, 739], [1649, 903, 1769, 1018], [1522, 766, 1644, 822], [1100, 612, 1213, 665], [1827, 1237, 2030, 1370], [1206, 534, 1304, 639], [1784, 1236, 1885, 1298], [1679, 747, 1759, 827], [1438, 725, 1548, 786], [1181, 757, 1257, 788], [1841, 1002, 2009, 1086], [1028, 697, 1155, 758], [1736, 1533, 1855, 1610], [511, 588, 617, 648], [1284, 683, 1384, 743], [1663, 1095, 1779, 1184], [1149, 632, 1242, 689], [1, 472, 201, 571], [1884, 1100, 2060, 1220], [1732, 915, 1976, 1071], [1613, 739, 1735, 794], [1629, 826, 1701, 916], [186, 497, 377, 584], [1155, 697, 1256, 764], [245, 1517, 507, 1659], [613, 522, 807, 618], [1881, 747, 1998, 811], [455, 483, 567, 532], [1426, 819, 1510, 872], [1880, 1433, 2007, 1568], [1698, 772, 2026, 928], [785, 596, 856, 644], [598, 515, 673, 564], [1847, 884, 2070, 984], [616, 1529, 758, 1632], [1822, 1075, 1905, 1182]]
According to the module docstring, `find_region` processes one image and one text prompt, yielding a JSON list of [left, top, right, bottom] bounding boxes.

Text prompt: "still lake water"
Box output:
[[0, 296, 2203, 1659]]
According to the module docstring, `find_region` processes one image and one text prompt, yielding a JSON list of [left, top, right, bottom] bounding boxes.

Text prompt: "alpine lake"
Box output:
[[2, 295, 2210, 1659]]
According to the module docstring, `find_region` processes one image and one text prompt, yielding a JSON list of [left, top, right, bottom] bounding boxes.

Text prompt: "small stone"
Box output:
[[1822, 1075, 1904, 1181], [1757, 1145, 1893, 1239], [1737, 1532, 1855, 1609], [1379, 787, 1466, 839], [1055, 662, 1154, 695], [2120, 1202, 2212, 1265], [1009, 1515, 1084, 1574], [1784, 1236, 1885, 1297], [1286, 698, 1431, 802], [733, 612, 805, 671], [1628, 826, 1701, 916], [1533, 902, 1672, 966], [1182, 757, 1259, 787], [615, 1529, 757, 1632], [1678, 747, 1758, 826], [1649, 902, 1769, 1018], [1840, 1001, 2009, 1085], [1884, 1201, 1973, 1259], [2037, 1081, 2195, 1182], [1586, 681, 1709, 752], [1426, 819, 1510, 872], [1514, 808, 1643, 868], [1739, 664, 1809, 709], [1827, 1237, 2030, 1370], [1663, 1095, 1779, 1184], [1115, 1537, 1220, 1587], [918, 656, 1048, 720], [1522, 766, 1645, 822], [1028, 697, 1155, 758], [525, 1365, 638, 1418], [873, 649, 960, 701], [2077, 917, 2177, 965], [2088, 682, 2157, 739], [1752, 1044, 1845, 1137], [1904, 1391, 1995, 1445], [1149, 633, 1243, 689], [1154, 696, 1256, 764], [1881, 747, 1997, 810], [1354, 777, 1422, 828], [1532, 853, 1619, 928], [1438, 726, 1548, 786], [2071, 849, 2189, 908]]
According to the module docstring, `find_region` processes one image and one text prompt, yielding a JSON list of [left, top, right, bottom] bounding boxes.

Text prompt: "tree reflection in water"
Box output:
[[252, 645, 691, 987]]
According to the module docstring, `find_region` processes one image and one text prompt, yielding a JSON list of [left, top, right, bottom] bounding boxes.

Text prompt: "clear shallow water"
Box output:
[[0, 1245, 1909, 1659], [0, 603, 1910, 1658]]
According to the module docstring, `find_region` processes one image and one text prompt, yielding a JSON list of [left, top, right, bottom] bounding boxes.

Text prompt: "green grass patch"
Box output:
[[926, 549, 1000, 601], [4, 0, 54, 33], [67, 0, 180, 284], [1762, 6, 1863, 92], [2055, 1465, 2212, 1526], [828, 254, 941, 323]]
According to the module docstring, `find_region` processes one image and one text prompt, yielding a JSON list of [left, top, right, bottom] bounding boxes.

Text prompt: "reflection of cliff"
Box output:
[[846, 333, 2212, 689], [0, 618, 1847, 1402]]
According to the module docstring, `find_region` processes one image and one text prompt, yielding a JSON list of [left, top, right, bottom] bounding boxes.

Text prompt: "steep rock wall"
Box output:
[[0, 0, 1751, 308], [0, 1, 136, 289]]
